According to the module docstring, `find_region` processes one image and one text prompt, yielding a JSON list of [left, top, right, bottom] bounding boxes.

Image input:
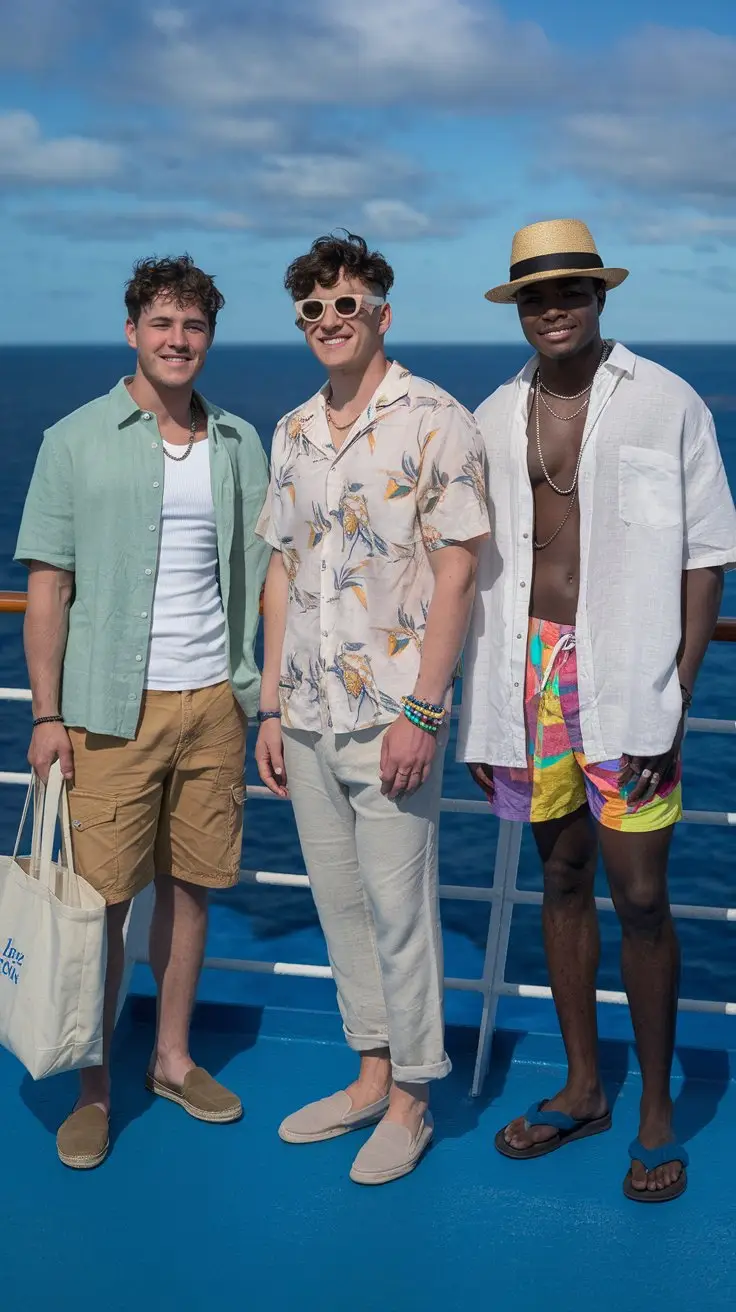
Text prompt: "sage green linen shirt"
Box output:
[[15, 378, 271, 738]]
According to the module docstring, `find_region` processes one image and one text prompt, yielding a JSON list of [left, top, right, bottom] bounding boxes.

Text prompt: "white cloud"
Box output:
[[362, 200, 433, 240], [196, 116, 285, 149], [21, 203, 253, 239], [559, 114, 736, 203], [616, 26, 736, 106], [142, 0, 554, 109], [149, 7, 190, 38], [0, 111, 120, 184], [629, 216, 736, 249]]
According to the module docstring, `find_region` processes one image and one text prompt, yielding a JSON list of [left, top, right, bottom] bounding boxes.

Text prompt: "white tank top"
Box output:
[[146, 438, 229, 690]]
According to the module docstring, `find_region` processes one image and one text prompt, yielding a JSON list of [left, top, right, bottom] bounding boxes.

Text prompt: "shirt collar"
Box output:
[[110, 377, 224, 429], [294, 358, 413, 428], [516, 340, 635, 390]]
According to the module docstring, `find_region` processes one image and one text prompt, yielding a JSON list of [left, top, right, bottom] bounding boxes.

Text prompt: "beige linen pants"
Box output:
[[282, 725, 451, 1083]]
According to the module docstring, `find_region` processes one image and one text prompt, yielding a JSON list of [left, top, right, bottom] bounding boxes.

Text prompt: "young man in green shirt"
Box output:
[[15, 255, 270, 1169]]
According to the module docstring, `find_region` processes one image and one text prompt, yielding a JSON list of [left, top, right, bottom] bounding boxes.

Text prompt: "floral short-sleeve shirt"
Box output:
[[256, 361, 490, 733]]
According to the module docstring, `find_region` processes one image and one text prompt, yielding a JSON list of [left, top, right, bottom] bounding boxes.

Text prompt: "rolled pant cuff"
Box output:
[[344, 1028, 390, 1053], [390, 1056, 452, 1083]]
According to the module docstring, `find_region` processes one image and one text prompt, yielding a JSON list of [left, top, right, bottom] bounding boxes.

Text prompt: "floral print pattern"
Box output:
[[256, 361, 490, 732]]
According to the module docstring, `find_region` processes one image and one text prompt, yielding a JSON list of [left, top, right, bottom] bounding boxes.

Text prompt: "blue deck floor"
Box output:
[[2, 994, 736, 1312]]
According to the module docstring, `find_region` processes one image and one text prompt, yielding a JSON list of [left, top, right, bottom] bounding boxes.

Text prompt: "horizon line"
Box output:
[[1, 339, 735, 349]]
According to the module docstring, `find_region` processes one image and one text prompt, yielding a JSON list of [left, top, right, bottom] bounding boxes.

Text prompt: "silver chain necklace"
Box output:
[[163, 401, 199, 461], [533, 342, 611, 549]]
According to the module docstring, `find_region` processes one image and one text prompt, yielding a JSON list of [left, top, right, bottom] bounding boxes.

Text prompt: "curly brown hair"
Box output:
[[124, 254, 225, 333], [284, 231, 394, 301]]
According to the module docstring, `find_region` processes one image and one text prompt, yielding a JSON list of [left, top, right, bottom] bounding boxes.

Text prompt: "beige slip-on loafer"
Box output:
[[145, 1067, 243, 1123], [349, 1111, 434, 1185], [278, 1090, 390, 1143], [57, 1105, 110, 1170]]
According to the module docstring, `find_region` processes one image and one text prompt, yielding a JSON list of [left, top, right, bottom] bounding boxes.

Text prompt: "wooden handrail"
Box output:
[[1, 588, 736, 640], [0, 592, 29, 614]]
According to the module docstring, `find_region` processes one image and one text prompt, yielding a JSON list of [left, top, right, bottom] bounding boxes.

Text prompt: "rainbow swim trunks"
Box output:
[[491, 619, 682, 832]]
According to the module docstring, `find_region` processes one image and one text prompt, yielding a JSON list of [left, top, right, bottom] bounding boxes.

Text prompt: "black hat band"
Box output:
[[509, 251, 604, 281]]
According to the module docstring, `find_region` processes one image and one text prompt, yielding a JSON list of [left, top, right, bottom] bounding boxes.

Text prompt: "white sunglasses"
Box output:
[[294, 293, 385, 324]]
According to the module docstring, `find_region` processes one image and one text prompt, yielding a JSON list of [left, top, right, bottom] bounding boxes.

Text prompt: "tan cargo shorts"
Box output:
[[67, 681, 246, 905]]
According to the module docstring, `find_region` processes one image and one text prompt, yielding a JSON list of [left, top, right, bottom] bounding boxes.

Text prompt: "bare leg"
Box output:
[[598, 824, 681, 1194], [345, 1049, 393, 1107], [76, 900, 131, 1114], [505, 806, 608, 1149], [148, 874, 208, 1086]]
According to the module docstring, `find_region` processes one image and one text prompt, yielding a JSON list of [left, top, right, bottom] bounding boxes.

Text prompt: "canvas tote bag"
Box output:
[[0, 761, 107, 1079]]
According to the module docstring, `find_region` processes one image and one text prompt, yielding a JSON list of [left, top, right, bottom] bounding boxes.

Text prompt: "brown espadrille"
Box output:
[[57, 1105, 110, 1170], [145, 1067, 242, 1123]]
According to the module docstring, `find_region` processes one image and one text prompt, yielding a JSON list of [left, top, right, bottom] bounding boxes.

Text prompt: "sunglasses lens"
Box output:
[[335, 296, 359, 318], [300, 300, 324, 321]]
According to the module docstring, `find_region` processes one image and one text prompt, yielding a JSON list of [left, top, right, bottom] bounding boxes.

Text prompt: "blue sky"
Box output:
[[1, 0, 735, 344]]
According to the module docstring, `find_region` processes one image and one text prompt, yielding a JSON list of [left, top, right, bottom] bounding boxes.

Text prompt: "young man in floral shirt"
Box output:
[[255, 232, 489, 1185]]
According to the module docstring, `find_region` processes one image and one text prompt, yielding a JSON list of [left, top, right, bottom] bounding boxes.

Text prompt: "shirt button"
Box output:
[[145, 568, 152, 576], [142, 412, 152, 421], [140, 611, 148, 619], [321, 630, 328, 638], [135, 654, 143, 662], [151, 442, 158, 449], [149, 524, 156, 531], [153, 481, 160, 488], [321, 562, 327, 572], [520, 581, 526, 588], [517, 633, 523, 639], [514, 681, 520, 688], [128, 693, 136, 700], [523, 533, 529, 540]]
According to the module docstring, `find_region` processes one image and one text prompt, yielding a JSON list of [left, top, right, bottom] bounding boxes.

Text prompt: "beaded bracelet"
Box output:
[[32, 714, 64, 727], [401, 695, 446, 735], [680, 683, 693, 711], [257, 709, 281, 724]]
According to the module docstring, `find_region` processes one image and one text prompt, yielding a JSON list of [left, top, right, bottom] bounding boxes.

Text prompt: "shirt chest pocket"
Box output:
[[618, 445, 682, 530]]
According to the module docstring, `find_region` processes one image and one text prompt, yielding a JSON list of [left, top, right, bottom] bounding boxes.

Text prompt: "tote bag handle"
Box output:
[[12, 763, 76, 879]]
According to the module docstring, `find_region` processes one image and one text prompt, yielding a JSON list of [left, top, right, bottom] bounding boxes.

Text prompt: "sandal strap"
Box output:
[[523, 1100, 578, 1132], [628, 1137, 689, 1171]]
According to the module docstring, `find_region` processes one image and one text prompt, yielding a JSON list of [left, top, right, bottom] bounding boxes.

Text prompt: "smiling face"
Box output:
[[516, 276, 605, 360], [125, 294, 212, 391], [298, 269, 391, 374]]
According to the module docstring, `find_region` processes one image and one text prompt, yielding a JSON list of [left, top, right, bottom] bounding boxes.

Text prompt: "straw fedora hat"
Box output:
[[487, 218, 629, 304]]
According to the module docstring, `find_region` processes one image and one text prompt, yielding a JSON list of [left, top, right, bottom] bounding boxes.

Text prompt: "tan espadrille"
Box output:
[[278, 1090, 390, 1144], [145, 1067, 242, 1123], [57, 1105, 110, 1170], [349, 1111, 434, 1185]]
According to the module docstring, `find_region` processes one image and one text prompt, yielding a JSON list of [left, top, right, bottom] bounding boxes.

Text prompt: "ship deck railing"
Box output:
[[1, 591, 735, 1096]]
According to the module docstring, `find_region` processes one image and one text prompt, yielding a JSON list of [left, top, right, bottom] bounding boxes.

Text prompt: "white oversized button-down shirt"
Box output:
[[257, 362, 490, 734], [458, 343, 736, 767]]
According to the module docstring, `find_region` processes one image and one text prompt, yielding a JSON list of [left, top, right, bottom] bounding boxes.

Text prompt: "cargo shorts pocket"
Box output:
[[67, 790, 119, 896], [228, 783, 246, 877]]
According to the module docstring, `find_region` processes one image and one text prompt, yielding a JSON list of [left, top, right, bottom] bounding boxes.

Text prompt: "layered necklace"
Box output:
[[163, 399, 200, 462], [532, 341, 611, 550]]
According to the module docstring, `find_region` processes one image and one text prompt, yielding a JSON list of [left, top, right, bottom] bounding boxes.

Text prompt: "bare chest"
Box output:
[[526, 392, 587, 490]]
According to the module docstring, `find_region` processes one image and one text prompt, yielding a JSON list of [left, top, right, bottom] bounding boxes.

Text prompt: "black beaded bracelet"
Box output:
[[257, 710, 281, 724], [680, 683, 693, 711], [32, 714, 64, 727]]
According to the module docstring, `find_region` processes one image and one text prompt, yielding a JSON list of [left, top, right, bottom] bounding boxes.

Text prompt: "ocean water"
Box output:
[[0, 343, 734, 1027]]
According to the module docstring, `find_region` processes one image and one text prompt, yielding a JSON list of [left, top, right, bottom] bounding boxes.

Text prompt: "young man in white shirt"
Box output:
[[459, 219, 736, 1203], [255, 232, 489, 1185], [16, 256, 270, 1168]]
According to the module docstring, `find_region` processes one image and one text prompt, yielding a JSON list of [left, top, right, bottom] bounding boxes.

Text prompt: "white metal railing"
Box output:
[[1, 684, 735, 1095]]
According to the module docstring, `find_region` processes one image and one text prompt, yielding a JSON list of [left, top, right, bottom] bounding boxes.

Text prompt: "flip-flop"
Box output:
[[623, 1137, 689, 1203], [495, 1099, 612, 1160]]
